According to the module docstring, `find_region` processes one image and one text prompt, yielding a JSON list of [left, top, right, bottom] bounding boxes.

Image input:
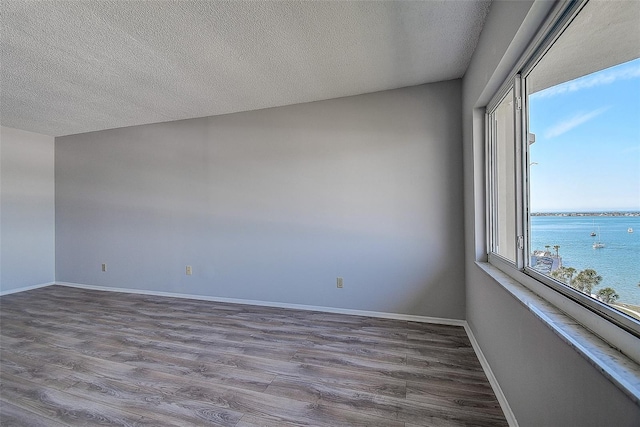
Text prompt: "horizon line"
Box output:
[[531, 210, 640, 214]]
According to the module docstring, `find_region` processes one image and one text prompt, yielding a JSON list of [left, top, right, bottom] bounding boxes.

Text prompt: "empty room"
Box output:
[[1, 0, 639, 425]]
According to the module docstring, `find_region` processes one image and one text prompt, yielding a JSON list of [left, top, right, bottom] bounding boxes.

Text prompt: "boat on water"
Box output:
[[593, 226, 605, 249], [590, 231, 596, 237], [629, 227, 634, 233]]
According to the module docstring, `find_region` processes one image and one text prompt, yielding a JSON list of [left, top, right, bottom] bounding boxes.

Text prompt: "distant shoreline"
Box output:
[[531, 212, 640, 217]]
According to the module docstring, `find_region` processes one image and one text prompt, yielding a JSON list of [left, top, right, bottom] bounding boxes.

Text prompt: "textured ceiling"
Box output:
[[1, 1, 491, 137]]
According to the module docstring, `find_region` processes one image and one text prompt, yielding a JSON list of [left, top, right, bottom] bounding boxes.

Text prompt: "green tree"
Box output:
[[573, 268, 602, 295], [551, 266, 576, 285], [553, 245, 560, 258], [596, 287, 619, 304]]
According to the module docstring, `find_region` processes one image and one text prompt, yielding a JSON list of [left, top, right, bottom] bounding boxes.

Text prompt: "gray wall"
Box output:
[[56, 82, 466, 319], [0, 126, 55, 292], [462, 1, 640, 425]]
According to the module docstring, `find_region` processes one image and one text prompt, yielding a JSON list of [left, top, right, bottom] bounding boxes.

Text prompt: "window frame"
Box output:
[[486, 76, 526, 271], [485, 0, 640, 340]]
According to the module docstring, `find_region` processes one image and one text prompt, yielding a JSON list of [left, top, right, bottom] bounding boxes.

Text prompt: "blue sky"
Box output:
[[529, 58, 640, 212]]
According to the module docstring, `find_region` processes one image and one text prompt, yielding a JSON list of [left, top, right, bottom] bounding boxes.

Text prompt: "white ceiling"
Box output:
[[1, 1, 491, 137]]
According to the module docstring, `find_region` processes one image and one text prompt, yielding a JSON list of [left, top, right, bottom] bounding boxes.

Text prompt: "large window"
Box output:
[[487, 0, 640, 337]]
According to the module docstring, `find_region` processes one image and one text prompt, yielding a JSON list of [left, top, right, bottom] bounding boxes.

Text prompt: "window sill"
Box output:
[[476, 261, 640, 406]]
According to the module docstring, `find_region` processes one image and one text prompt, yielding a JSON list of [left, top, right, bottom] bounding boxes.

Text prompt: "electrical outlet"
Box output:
[[186, 265, 192, 276], [101, 263, 107, 272], [336, 277, 343, 288]]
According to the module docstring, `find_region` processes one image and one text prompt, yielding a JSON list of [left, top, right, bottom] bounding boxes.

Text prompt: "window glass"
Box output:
[[526, 1, 640, 322]]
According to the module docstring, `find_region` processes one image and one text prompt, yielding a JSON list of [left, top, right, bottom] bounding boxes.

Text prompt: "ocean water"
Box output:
[[530, 216, 640, 305]]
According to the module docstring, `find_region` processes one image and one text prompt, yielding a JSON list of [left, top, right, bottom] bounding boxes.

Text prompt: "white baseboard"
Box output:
[[464, 323, 518, 427], [55, 281, 465, 326], [0, 281, 56, 297]]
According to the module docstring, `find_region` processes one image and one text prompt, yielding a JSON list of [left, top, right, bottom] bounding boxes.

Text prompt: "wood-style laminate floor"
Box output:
[[0, 285, 508, 426]]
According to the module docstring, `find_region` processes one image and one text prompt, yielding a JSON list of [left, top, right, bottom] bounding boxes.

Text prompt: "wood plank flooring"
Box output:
[[0, 285, 508, 426]]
